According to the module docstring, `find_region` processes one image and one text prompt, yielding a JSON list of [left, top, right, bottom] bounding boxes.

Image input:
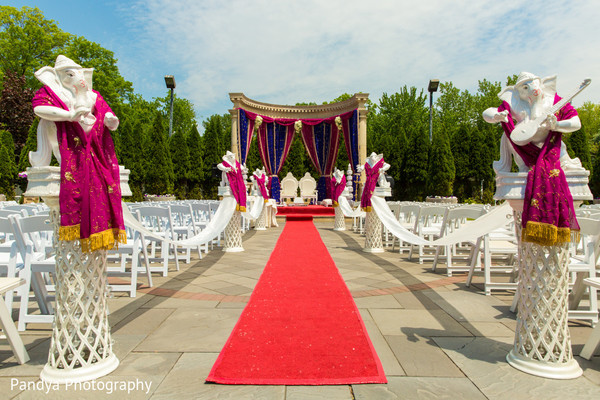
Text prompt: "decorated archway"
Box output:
[[229, 93, 369, 201]]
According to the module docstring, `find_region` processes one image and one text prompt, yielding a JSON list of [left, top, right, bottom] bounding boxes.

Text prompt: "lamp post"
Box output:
[[428, 79, 439, 142], [164, 75, 176, 137]]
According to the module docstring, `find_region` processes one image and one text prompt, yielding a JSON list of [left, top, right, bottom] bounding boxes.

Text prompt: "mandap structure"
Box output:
[[229, 93, 369, 202]]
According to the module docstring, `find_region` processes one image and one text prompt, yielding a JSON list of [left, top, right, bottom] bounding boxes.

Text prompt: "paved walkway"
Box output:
[[1, 218, 599, 399]]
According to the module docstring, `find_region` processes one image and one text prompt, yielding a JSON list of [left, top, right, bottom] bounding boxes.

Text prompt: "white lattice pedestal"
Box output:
[[224, 210, 244, 252], [333, 206, 346, 231], [496, 167, 592, 379], [507, 238, 582, 379], [254, 203, 267, 231], [25, 166, 129, 383], [363, 210, 383, 253]]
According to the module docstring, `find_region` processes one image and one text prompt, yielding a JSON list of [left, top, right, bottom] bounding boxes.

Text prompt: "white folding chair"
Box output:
[[433, 205, 488, 276], [135, 206, 181, 276], [466, 210, 518, 295], [567, 217, 600, 324], [106, 219, 153, 297], [169, 204, 195, 263], [408, 205, 447, 264], [0, 217, 21, 313], [580, 277, 600, 359], [10, 215, 56, 331], [0, 277, 30, 364]]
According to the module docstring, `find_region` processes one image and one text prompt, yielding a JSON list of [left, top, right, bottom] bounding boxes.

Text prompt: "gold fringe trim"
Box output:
[[236, 205, 246, 212], [59, 225, 127, 253], [264, 199, 269, 203], [362, 206, 372, 212], [521, 221, 578, 246], [332, 201, 339, 208]]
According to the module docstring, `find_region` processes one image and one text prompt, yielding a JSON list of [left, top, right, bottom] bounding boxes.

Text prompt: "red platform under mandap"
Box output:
[[276, 205, 334, 217]]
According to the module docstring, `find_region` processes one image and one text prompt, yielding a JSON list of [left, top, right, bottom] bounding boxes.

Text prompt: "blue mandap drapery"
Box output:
[[235, 108, 360, 202]]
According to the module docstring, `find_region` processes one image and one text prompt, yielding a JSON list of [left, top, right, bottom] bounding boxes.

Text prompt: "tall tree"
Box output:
[[590, 147, 600, 198], [0, 70, 34, 151], [144, 112, 173, 194], [201, 114, 231, 197], [565, 126, 592, 173], [187, 124, 205, 199], [169, 127, 190, 199], [427, 130, 455, 196], [1, 129, 16, 178], [62, 36, 133, 108], [401, 127, 430, 200], [0, 137, 14, 198], [17, 117, 37, 190], [0, 6, 70, 87]]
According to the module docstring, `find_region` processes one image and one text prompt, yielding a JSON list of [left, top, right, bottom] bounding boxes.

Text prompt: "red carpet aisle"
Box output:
[[206, 216, 386, 385]]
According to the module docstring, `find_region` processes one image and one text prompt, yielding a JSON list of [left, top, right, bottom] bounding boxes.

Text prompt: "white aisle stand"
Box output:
[[333, 205, 346, 231], [218, 183, 243, 252], [25, 165, 132, 383], [495, 169, 593, 379], [363, 187, 391, 253]]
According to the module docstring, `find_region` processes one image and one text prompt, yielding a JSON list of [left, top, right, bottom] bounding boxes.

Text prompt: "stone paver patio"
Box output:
[[1, 218, 599, 399]]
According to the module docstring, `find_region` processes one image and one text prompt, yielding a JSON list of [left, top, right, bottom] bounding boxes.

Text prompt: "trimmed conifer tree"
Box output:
[[17, 118, 38, 191], [0, 138, 15, 199], [565, 126, 592, 173], [401, 128, 430, 200], [1, 129, 17, 180], [590, 147, 600, 198], [187, 124, 204, 199], [144, 112, 174, 195], [245, 134, 262, 173], [427, 130, 455, 196], [169, 126, 190, 199]]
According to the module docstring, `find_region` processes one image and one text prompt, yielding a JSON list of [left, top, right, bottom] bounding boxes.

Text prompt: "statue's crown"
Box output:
[[54, 55, 82, 71], [515, 72, 539, 88]]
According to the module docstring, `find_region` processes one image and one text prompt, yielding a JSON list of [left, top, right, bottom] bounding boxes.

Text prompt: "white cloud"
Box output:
[[119, 0, 600, 119]]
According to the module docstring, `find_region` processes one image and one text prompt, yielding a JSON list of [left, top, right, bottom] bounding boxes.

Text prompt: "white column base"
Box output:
[[254, 203, 267, 231], [224, 210, 244, 252], [364, 209, 383, 253], [509, 237, 582, 379], [506, 350, 582, 380], [333, 206, 346, 231], [41, 353, 119, 384]]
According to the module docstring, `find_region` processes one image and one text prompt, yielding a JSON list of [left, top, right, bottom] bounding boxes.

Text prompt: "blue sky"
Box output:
[[5, 0, 600, 124]]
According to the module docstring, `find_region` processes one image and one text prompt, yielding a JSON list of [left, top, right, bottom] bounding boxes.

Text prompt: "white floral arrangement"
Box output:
[[254, 115, 263, 132], [335, 116, 343, 132], [294, 120, 303, 134]]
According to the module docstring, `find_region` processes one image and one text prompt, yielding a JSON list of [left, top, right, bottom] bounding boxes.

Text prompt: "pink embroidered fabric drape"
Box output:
[[253, 173, 269, 200], [222, 159, 248, 211], [498, 94, 579, 246], [360, 158, 385, 211], [32, 86, 125, 252], [331, 175, 347, 206]]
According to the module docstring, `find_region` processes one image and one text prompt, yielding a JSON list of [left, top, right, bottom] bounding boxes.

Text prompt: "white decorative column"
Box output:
[[25, 165, 131, 383], [496, 169, 592, 379], [229, 108, 240, 160], [357, 95, 369, 201], [219, 185, 244, 252], [254, 202, 268, 231], [333, 206, 346, 231], [363, 187, 390, 253]]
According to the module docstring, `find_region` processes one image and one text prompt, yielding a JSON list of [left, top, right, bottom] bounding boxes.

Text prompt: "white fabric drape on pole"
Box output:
[[370, 196, 513, 246], [242, 195, 264, 221], [121, 197, 238, 248], [338, 196, 366, 218]]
